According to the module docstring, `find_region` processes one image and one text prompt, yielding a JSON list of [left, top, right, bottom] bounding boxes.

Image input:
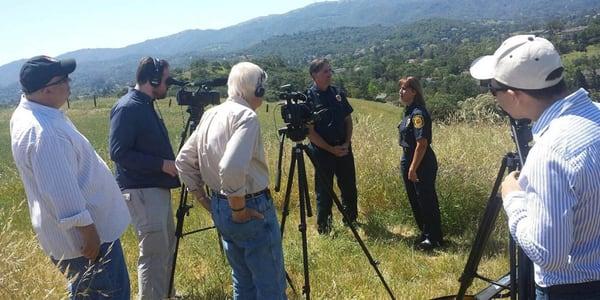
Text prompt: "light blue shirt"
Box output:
[[504, 88, 600, 287]]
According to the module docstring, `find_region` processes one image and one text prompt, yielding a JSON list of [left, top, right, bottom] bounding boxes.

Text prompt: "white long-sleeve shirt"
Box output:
[[10, 96, 130, 260], [176, 96, 269, 197]]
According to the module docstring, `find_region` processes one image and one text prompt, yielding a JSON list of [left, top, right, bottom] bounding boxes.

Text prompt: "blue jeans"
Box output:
[[211, 192, 287, 300], [52, 239, 130, 300], [536, 282, 600, 299]]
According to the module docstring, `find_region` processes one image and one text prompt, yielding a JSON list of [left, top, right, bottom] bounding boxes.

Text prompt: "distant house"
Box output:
[[375, 93, 387, 102]]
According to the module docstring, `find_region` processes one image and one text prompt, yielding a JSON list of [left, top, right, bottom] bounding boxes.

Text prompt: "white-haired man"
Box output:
[[176, 62, 287, 299], [471, 35, 600, 299]]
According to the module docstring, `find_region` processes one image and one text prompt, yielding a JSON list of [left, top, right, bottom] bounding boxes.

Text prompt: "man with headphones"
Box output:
[[109, 57, 180, 299], [176, 62, 287, 299]]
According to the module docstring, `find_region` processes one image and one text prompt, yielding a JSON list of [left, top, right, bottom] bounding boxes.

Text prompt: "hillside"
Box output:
[[1, 0, 599, 103]]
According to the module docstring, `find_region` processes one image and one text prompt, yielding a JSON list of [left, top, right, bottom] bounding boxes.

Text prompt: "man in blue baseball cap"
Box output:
[[10, 55, 131, 299]]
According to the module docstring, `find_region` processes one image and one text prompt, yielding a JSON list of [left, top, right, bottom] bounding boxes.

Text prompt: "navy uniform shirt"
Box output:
[[306, 84, 353, 147], [398, 104, 432, 153]]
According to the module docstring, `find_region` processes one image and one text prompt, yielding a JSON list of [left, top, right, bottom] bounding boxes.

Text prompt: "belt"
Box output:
[[212, 188, 271, 200], [537, 280, 600, 295]]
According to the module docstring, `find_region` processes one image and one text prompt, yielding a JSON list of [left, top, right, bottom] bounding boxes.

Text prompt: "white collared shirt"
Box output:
[[176, 96, 269, 197], [10, 95, 130, 260]]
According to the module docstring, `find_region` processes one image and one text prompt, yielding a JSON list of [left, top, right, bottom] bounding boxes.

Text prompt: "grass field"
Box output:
[[0, 96, 516, 299]]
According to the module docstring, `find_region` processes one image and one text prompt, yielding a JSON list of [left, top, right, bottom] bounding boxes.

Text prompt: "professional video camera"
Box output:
[[278, 84, 320, 142], [167, 77, 225, 107]]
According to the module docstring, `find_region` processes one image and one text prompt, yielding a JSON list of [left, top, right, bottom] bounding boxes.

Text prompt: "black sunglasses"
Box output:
[[43, 76, 70, 88], [488, 82, 509, 97]]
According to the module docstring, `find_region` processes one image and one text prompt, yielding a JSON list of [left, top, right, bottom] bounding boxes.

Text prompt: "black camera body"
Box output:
[[280, 91, 314, 127], [169, 77, 226, 108], [176, 88, 220, 107]]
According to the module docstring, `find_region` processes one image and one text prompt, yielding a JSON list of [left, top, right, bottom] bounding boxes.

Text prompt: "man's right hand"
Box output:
[[232, 208, 264, 223], [331, 145, 349, 157], [162, 160, 178, 177], [191, 190, 211, 212], [77, 224, 101, 260]]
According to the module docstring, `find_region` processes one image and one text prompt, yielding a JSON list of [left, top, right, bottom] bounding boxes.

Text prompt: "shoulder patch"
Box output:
[[413, 115, 424, 129]]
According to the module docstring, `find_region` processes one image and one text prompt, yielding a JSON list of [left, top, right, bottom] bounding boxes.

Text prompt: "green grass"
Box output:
[[0, 96, 516, 299]]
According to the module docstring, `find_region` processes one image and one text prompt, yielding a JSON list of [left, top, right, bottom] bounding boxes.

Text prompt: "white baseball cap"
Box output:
[[470, 35, 563, 90]]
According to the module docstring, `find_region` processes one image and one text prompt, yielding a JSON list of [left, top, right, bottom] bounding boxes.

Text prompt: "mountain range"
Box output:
[[1, 0, 599, 103]]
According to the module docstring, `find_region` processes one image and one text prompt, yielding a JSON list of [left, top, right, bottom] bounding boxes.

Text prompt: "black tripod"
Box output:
[[274, 127, 396, 300], [168, 105, 220, 296], [436, 118, 534, 300]]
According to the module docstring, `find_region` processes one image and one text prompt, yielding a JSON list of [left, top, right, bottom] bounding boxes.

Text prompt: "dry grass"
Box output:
[[0, 97, 518, 299]]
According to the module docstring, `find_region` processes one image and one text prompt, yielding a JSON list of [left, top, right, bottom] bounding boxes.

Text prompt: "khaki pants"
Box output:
[[124, 187, 175, 300]]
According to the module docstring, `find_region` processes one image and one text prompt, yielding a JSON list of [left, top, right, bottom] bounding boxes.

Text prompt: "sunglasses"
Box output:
[[43, 76, 70, 88], [488, 83, 508, 97]]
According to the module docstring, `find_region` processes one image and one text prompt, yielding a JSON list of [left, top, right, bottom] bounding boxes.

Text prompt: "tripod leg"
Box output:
[[278, 148, 298, 294], [280, 150, 297, 236], [303, 146, 395, 300], [456, 155, 510, 299], [168, 185, 191, 298], [296, 147, 312, 299]]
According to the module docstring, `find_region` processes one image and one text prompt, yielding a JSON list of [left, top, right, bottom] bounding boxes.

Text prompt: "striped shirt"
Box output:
[[176, 96, 269, 197], [10, 96, 130, 260], [503, 88, 600, 287]]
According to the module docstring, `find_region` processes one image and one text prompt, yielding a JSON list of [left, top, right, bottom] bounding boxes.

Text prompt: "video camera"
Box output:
[[278, 84, 317, 142], [279, 85, 314, 126], [167, 77, 226, 107]]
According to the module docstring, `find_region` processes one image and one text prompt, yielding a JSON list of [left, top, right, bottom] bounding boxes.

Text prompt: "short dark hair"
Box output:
[[309, 58, 330, 76], [136, 57, 169, 85]]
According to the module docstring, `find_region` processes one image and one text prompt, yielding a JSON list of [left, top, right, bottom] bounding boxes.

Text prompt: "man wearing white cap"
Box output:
[[470, 35, 600, 299]]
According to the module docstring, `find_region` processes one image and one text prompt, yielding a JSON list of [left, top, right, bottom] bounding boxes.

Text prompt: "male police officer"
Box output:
[[306, 58, 358, 234], [471, 35, 600, 299]]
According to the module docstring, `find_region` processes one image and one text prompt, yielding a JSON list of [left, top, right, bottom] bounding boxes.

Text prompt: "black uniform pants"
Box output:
[[310, 145, 358, 227], [401, 149, 443, 242]]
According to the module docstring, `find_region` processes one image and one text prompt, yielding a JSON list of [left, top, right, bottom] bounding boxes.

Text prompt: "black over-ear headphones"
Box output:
[[150, 57, 162, 87], [254, 70, 266, 97]]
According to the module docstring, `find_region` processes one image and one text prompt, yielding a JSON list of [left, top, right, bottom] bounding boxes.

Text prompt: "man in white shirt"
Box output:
[[471, 35, 600, 299], [176, 62, 287, 299], [10, 56, 131, 299]]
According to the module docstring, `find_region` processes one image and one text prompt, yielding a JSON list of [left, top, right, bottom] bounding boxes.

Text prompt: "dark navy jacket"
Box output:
[[109, 89, 180, 190], [306, 84, 353, 147]]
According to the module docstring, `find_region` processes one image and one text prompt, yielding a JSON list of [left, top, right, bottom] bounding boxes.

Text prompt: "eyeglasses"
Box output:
[[43, 76, 70, 88], [488, 84, 508, 97]]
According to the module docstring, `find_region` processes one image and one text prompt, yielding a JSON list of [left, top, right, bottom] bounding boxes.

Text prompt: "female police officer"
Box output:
[[398, 76, 443, 250]]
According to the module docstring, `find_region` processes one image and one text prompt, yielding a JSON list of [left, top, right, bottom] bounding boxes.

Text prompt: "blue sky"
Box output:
[[0, 0, 321, 66]]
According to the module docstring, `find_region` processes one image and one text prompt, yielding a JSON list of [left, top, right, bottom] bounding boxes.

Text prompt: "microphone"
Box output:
[[192, 77, 228, 87], [166, 77, 188, 86]]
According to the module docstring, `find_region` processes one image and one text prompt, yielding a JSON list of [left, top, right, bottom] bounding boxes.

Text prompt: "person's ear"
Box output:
[[507, 89, 518, 101]]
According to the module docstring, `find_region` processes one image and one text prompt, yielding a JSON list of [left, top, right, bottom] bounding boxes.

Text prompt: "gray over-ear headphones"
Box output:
[[254, 71, 266, 97], [150, 57, 162, 87]]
